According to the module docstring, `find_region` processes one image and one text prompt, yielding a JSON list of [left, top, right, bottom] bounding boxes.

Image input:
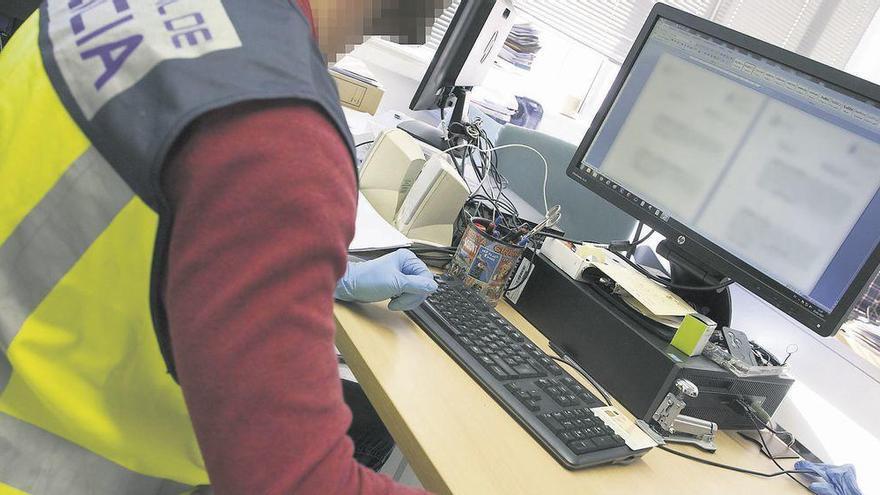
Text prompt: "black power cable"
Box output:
[[740, 401, 812, 492], [546, 355, 612, 407], [617, 253, 735, 292], [657, 445, 813, 481]]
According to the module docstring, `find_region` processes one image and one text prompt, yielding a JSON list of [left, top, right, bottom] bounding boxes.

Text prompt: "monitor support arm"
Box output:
[[448, 86, 471, 136], [398, 86, 474, 152], [657, 239, 733, 328]]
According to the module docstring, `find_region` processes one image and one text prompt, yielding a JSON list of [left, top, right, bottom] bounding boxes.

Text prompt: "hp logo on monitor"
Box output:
[[480, 31, 499, 63]]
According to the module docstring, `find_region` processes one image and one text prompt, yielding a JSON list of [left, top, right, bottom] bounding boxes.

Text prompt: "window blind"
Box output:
[[711, 0, 880, 68], [427, 0, 462, 50], [427, 0, 880, 69], [514, 1, 718, 63]]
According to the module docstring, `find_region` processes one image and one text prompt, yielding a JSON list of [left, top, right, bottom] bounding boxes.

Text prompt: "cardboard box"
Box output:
[[330, 67, 384, 115]]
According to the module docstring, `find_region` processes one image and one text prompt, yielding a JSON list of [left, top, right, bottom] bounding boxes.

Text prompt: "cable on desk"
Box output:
[[657, 445, 813, 481], [657, 399, 812, 491], [740, 401, 812, 491], [355, 140, 374, 148]]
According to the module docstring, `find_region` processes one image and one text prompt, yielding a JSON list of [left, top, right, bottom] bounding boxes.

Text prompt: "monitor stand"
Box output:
[[657, 239, 733, 328], [398, 86, 473, 152]]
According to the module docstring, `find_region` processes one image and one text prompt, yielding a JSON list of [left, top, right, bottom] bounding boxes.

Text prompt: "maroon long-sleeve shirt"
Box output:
[[160, 1, 426, 492], [162, 97, 429, 494]]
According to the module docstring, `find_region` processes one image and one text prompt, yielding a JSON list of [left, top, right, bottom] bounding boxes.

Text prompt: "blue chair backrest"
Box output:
[[494, 124, 637, 243]]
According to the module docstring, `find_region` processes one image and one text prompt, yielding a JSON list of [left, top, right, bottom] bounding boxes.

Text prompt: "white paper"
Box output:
[[592, 406, 658, 451], [587, 249, 696, 317], [350, 192, 412, 252]]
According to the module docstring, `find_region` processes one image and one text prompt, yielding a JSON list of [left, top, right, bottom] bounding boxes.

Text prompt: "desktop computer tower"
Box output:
[[507, 254, 794, 430]]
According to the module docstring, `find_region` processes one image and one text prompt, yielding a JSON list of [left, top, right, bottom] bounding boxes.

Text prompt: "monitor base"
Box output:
[[397, 120, 450, 151]]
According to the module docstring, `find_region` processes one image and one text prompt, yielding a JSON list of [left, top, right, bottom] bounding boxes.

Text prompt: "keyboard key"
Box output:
[[540, 415, 566, 433], [488, 365, 508, 379], [546, 363, 565, 375], [490, 355, 516, 376], [511, 363, 540, 377], [568, 439, 599, 455], [592, 436, 619, 449]]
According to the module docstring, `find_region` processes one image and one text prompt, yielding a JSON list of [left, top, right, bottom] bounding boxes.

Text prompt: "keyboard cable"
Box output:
[[546, 341, 612, 406]]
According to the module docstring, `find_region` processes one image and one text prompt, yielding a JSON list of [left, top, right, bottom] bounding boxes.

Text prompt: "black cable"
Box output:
[[657, 445, 813, 480], [741, 402, 812, 491], [618, 254, 735, 292], [534, 231, 597, 245], [627, 222, 644, 259], [408, 245, 456, 253], [547, 355, 612, 406], [633, 227, 655, 248], [355, 140, 374, 148]]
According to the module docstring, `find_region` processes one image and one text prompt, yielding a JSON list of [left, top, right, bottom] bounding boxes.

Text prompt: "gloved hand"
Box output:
[[794, 460, 862, 495], [335, 249, 438, 311]]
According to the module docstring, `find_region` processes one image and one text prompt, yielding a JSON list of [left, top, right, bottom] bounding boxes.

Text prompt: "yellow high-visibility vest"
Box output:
[[0, 2, 353, 493]]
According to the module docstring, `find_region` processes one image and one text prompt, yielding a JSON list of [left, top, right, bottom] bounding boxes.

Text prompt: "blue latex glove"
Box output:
[[335, 249, 438, 311], [795, 460, 862, 495]]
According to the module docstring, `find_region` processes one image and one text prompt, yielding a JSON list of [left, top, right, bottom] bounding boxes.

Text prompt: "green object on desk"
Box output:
[[671, 313, 716, 357]]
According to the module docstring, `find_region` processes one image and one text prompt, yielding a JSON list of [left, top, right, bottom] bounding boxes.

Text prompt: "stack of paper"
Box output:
[[500, 23, 542, 70], [584, 248, 695, 328], [349, 192, 412, 252], [541, 238, 695, 327], [470, 86, 518, 124], [840, 319, 880, 368]]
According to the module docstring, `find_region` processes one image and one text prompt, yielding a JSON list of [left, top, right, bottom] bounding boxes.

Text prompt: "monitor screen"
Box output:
[[569, 8, 880, 335]]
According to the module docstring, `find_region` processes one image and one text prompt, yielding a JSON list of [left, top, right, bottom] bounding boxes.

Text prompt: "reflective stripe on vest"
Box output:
[[0, 412, 191, 495], [0, 356, 9, 394], [0, 12, 207, 490], [0, 147, 132, 348]]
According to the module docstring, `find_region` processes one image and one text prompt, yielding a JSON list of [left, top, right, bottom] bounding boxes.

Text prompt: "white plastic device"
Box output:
[[394, 153, 470, 246], [358, 128, 426, 222], [455, 0, 516, 87]]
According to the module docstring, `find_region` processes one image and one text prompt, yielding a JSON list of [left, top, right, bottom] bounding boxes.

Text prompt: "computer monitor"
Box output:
[[567, 4, 880, 337], [398, 0, 515, 150]]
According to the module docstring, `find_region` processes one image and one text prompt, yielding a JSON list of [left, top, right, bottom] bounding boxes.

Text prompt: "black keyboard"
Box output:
[[407, 276, 650, 469]]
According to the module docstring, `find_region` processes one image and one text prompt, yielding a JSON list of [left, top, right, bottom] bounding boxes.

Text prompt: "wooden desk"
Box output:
[[335, 298, 807, 495]]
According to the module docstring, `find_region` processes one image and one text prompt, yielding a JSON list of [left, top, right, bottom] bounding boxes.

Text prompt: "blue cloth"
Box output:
[[335, 249, 438, 311], [795, 460, 862, 495]]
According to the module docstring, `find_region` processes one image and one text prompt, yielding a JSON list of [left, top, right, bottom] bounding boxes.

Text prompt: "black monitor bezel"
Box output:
[[409, 0, 499, 112], [566, 3, 880, 337]]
